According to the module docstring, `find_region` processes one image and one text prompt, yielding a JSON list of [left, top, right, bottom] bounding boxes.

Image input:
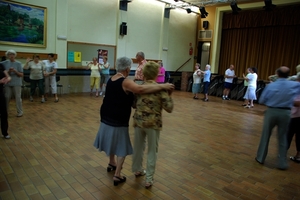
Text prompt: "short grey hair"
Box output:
[[206, 64, 211, 69], [116, 57, 132, 72], [136, 52, 145, 59], [6, 49, 17, 56], [296, 64, 300, 73], [297, 72, 300, 81]]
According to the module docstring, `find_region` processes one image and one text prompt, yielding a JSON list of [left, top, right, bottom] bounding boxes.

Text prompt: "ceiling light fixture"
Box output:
[[230, 1, 241, 14], [263, 0, 276, 11], [199, 6, 208, 18]]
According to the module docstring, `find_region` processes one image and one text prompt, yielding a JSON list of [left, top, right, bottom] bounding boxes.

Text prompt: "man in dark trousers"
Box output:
[[256, 66, 300, 169]]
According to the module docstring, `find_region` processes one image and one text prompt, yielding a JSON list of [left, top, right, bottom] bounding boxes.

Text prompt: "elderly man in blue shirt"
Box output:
[[256, 66, 300, 170]]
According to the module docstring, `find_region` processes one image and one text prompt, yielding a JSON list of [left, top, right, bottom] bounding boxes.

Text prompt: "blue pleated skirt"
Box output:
[[93, 122, 133, 157], [192, 83, 200, 94]]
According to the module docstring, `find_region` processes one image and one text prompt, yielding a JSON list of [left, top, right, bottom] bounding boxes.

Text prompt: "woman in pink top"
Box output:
[[156, 61, 165, 83], [287, 72, 300, 163]]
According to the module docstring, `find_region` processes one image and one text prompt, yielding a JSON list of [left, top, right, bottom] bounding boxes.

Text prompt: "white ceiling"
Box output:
[[176, 0, 252, 7]]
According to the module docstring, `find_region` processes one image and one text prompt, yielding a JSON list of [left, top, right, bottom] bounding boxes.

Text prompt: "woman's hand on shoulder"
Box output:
[[160, 83, 174, 91], [123, 80, 174, 94]]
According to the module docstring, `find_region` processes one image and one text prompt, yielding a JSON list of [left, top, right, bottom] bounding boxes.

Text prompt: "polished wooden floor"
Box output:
[[1, 91, 299, 200]]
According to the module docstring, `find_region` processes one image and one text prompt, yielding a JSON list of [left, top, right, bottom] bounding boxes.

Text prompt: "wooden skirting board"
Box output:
[[0, 51, 58, 60]]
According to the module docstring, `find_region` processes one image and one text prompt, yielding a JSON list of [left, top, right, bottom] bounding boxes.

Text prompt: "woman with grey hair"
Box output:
[[93, 56, 174, 186], [0, 50, 24, 117], [201, 64, 211, 101]]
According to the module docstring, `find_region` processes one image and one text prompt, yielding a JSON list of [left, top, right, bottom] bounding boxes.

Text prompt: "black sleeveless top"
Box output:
[[100, 77, 134, 127]]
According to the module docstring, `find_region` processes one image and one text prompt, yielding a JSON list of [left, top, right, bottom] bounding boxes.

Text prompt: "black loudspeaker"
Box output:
[[203, 21, 209, 29], [120, 22, 127, 35]]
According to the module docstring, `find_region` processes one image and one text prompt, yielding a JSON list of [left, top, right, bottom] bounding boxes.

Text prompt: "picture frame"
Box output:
[[0, 0, 47, 48]]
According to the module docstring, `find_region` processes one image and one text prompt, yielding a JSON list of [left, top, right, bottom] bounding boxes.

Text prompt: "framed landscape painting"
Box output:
[[0, 0, 47, 48]]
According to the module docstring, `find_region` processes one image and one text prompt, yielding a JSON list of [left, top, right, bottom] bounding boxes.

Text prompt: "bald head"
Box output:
[[276, 66, 290, 78]]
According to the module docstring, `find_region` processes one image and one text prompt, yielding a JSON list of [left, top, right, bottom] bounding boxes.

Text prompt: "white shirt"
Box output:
[[43, 60, 58, 76], [225, 68, 235, 83], [247, 73, 257, 89], [193, 70, 201, 84]]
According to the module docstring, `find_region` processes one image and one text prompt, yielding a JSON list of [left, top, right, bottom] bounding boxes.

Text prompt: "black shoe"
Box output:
[[107, 164, 117, 172], [225, 97, 230, 100], [203, 99, 208, 102], [113, 176, 126, 186], [255, 157, 263, 164]]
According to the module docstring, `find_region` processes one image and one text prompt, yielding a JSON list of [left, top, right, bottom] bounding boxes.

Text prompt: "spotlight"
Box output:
[[230, 1, 241, 14], [199, 6, 208, 18], [186, 8, 192, 13], [263, 0, 276, 11]]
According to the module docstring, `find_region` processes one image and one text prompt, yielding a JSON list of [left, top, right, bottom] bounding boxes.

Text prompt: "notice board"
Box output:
[[67, 41, 116, 69]]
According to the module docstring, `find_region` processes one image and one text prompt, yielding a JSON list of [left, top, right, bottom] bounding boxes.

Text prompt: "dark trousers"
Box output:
[[30, 79, 44, 96], [287, 117, 300, 152], [203, 82, 210, 94], [0, 91, 8, 136]]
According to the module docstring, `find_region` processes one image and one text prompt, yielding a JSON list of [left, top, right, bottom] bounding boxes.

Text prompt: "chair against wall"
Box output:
[[255, 80, 265, 102], [230, 79, 243, 100], [208, 76, 220, 96], [235, 82, 247, 101], [228, 77, 239, 99], [56, 76, 63, 95], [22, 76, 31, 98], [215, 75, 225, 97], [23, 76, 41, 98]]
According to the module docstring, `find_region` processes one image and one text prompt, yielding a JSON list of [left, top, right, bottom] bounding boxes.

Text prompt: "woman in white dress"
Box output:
[[43, 53, 59, 102], [243, 67, 258, 108]]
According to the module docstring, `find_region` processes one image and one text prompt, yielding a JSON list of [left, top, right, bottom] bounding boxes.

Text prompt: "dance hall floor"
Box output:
[[0, 91, 299, 200]]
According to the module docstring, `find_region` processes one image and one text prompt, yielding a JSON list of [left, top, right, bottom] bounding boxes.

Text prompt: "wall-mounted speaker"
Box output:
[[203, 21, 209, 29], [120, 22, 127, 35]]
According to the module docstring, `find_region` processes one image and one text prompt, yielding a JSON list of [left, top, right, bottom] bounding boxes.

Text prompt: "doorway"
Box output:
[[197, 41, 211, 70]]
